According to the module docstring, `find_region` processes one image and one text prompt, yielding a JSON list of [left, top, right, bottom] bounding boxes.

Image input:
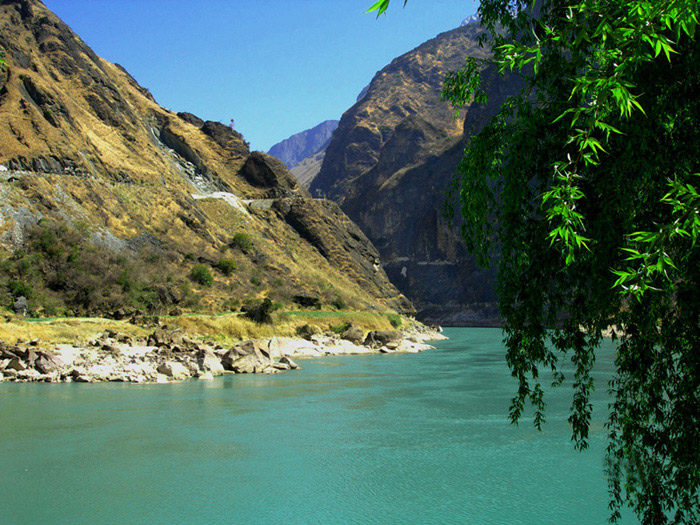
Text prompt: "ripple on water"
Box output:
[[0, 328, 636, 524]]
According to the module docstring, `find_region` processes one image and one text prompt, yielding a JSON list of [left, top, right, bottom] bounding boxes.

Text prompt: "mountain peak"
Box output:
[[460, 14, 479, 26]]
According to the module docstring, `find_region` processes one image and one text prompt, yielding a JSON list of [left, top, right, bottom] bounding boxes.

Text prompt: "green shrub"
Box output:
[[330, 321, 352, 334], [271, 301, 284, 312], [243, 297, 273, 324], [189, 264, 213, 287], [387, 313, 402, 328], [217, 258, 237, 275], [222, 298, 239, 311], [296, 323, 322, 338], [8, 280, 33, 299], [231, 232, 252, 251], [250, 275, 262, 286], [331, 295, 347, 310]]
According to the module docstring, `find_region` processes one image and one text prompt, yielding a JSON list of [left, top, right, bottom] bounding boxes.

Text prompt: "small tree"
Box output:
[[243, 297, 273, 324], [217, 258, 237, 276], [230, 232, 252, 252], [189, 263, 213, 287]]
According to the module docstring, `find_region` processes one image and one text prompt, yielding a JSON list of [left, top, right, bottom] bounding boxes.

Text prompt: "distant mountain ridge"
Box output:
[[267, 120, 339, 169]]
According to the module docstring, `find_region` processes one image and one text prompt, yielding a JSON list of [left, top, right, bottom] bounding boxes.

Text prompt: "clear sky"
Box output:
[[42, 0, 479, 152]]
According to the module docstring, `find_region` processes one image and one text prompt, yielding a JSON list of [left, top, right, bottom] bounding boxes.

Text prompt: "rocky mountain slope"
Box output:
[[290, 149, 325, 189], [311, 21, 521, 325], [267, 119, 338, 170], [0, 0, 412, 318]]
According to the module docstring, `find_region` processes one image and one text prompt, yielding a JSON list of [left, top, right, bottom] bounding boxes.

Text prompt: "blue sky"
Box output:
[[43, 1, 479, 152]]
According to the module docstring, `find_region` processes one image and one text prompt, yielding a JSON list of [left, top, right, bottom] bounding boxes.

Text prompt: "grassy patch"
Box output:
[[0, 317, 149, 345], [0, 310, 403, 347]]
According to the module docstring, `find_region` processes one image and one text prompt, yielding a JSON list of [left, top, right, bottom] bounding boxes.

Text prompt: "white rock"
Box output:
[[157, 361, 190, 380], [197, 371, 214, 381], [198, 350, 225, 376]]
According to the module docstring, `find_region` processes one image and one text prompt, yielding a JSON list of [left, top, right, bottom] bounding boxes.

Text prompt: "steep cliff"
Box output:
[[0, 0, 412, 317], [311, 21, 521, 325]]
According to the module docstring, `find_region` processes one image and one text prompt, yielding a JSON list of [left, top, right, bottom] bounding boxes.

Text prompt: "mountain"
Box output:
[[460, 14, 479, 26], [310, 23, 522, 325], [0, 0, 412, 318], [267, 120, 339, 169], [290, 150, 326, 189]]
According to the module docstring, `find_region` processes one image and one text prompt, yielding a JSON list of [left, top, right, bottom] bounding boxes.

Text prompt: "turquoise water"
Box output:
[[0, 328, 636, 524]]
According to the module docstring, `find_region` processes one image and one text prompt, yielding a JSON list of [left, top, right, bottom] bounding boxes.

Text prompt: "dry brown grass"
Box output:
[[0, 311, 401, 347], [0, 317, 149, 345], [167, 310, 395, 345]]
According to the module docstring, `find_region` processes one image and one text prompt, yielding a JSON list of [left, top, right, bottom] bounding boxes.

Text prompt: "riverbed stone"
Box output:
[[157, 361, 190, 380], [227, 353, 265, 374], [197, 370, 214, 381], [34, 353, 65, 374], [340, 325, 364, 344], [279, 356, 300, 370], [7, 357, 28, 371], [197, 349, 225, 376], [364, 330, 402, 347]]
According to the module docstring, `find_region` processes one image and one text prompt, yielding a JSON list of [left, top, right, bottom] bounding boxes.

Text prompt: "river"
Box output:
[[0, 327, 636, 523]]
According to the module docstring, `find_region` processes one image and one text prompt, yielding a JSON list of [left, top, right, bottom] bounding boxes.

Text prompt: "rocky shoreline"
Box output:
[[0, 324, 446, 384]]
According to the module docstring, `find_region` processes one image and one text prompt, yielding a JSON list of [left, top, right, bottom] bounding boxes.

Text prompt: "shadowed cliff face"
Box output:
[[311, 22, 521, 325], [0, 0, 412, 316], [267, 120, 339, 170]]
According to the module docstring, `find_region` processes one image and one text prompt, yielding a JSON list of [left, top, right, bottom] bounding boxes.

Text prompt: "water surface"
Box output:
[[0, 327, 636, 523]]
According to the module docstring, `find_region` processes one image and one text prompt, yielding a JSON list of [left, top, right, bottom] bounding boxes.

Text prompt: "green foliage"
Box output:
[[189, 264, 213, 287], [365, 0, 405, 18], [271, 300, 283, 312], [372, 1, 700, 522], [331, 295, 347, 311], [295, 323, 321, 338], [330, 321, 352, 334], [230, 232, 252, 251], [217, 258, 237, 276], [243, 297, 273, 324], [386, 313, 402, 328], [8, 280, 33, 299]]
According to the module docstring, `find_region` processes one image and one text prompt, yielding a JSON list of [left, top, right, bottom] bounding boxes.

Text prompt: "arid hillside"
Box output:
[[0, 0, 412, 318]]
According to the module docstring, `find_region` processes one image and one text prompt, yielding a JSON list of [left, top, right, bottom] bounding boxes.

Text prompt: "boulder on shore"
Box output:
[[279, 356, 300, 370], [34, 352, 65, 374], [363, 330, 402, 348], [157, 361, 190, 380], [197, 349, 225, 376], [226, 353, 265, 374], [340, 325, 364, 345]]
